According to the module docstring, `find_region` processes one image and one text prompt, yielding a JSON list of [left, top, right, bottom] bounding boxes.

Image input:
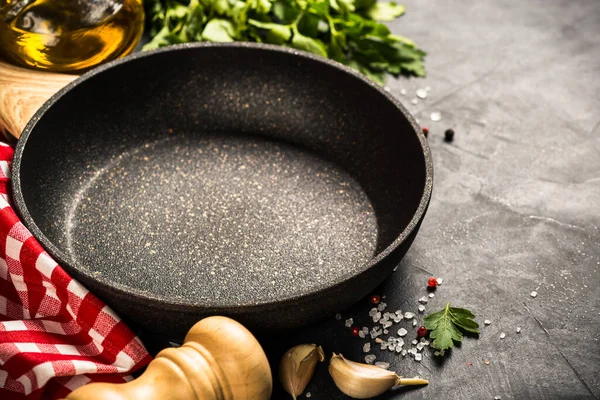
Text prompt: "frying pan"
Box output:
[[12, 43, 432, 340]]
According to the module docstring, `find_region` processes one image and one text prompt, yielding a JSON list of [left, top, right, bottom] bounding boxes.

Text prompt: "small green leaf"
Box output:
[[424, 303, 479, 351], [202, 18, 236, 41], [255, 0, 273, 14], [250, 20, 293, 44], [365, 2, 405, 21], [272, 0, 300, 23], [449, 307, 480, 334], [143, 25, 185, 50], [291, 32, 328, 57], [298, 13, 320, 37], [330, 0, 355, 13]]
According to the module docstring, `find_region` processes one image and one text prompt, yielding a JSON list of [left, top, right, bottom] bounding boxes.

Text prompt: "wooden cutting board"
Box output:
[[0, 60, 78, 141]]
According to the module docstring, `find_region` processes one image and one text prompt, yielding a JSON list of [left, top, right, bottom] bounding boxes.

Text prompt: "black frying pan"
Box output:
[[12, 43, 432, 340]]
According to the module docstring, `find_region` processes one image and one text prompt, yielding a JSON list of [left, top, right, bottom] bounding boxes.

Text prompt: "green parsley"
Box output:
[[423, 303, 480, 351], [143, 0, 426, 84]]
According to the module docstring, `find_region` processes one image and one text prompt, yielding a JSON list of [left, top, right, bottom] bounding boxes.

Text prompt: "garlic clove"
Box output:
[[329, 353, 428, 399], [279, 344, 325, 399]]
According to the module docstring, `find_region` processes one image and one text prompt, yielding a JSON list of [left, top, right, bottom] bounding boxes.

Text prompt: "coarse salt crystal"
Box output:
[[345, 318, 353, 327], [484, 320, 491, 325], [358, 331, 366, 338], [412, 320, 418, 327], [404, 312, 415, 320], [416, 89, 427, 99], [383, 321, 393, 328], [381, 342, 388, 350], [414, 353, 423, 362], [384, 87, 391, 93], [398, 328, 408, 337], [362, 327, 369, 334], [411, 340, 418, 345], [363, 343, 371, 352], [494, 396, 501, 400], [400, 89, 407, 95], [429, 293, 435, 298], [530, 291, 538, 298], [402, 349, 407, 356], [306, 392, 312, 398], [377, 302, 387, 311], [396, 344, 403, 353], [335, 313, 342, 321], [436, 278, 443, 285], [500, 332, 506, 339], [416, 343, 425, 351], [384, 329, 389, 334], [418, 296, 428, 304], [365, 354, 376, 364], [411, 98, 419, 105], [375, 361, 390, 369], [516, 327, 522, 333], [373, 312, 382, 323], [369, 308, 378, 317], [418, 305, 426, 313]]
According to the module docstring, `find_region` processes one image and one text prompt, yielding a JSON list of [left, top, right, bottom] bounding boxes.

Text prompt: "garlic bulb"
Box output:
[[279, 344, 325, 399], [328, 353, 428, 399]]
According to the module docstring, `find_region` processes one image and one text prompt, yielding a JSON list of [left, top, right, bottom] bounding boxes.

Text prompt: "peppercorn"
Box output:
[[427, 277, 438, 288], [444, 128, 454, 142], [370, 295, 381, 304], [351, 326, 360, 336], [417, 326, 428, 337]]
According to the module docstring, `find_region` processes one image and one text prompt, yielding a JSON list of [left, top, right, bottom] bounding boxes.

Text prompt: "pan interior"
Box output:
[[64, 133, 377, 305]]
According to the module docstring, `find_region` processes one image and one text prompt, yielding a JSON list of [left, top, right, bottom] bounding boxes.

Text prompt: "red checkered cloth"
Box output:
[[0, 143, 152, 399]]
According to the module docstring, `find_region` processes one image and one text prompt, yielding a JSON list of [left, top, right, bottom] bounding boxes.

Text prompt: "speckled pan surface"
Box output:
[[12, 43, 432, 338]]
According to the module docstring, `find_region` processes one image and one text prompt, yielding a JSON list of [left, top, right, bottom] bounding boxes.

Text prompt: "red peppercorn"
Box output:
[[427, 277, 438, 288], [370, 294, 381, 304], [422, 127, 429, 137], [417, 326, 428, 337], [351, 326, 360, 336]]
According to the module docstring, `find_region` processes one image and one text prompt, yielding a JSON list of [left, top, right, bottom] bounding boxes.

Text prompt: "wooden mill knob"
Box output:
[[0, 60, 77, 140], [65, 316, 273, 400]]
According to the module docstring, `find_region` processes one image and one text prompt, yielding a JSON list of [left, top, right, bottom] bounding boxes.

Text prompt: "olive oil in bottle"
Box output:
[[0, 0, 144, 72]]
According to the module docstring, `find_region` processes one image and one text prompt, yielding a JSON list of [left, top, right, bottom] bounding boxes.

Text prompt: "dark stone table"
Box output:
[[260, 0, 600, 399]]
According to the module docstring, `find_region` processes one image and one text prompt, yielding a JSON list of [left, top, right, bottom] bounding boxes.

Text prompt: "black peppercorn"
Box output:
[[444, 129, 454, 142]]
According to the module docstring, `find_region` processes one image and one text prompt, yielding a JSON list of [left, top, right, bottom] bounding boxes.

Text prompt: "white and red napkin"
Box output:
[[0, 143, 152, 399]]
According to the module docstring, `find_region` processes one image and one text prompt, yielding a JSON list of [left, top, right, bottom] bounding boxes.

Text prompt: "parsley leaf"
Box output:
[[423, 303, 480, 351], [143, 0, 426, 83], [365, 2, 405, 22]]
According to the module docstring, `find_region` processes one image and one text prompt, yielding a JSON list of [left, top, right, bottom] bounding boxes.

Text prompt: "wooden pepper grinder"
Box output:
[[64, 316, 273, 400]]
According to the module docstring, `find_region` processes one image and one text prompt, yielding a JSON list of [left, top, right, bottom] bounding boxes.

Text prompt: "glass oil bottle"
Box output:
[[0, 0, 144, 72]]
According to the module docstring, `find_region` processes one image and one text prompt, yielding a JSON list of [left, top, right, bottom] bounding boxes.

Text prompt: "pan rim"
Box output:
[[12, 42, 433, 310]]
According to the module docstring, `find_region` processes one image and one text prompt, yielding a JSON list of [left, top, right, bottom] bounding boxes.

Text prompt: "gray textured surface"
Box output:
[[261, 0, 600, 399]]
